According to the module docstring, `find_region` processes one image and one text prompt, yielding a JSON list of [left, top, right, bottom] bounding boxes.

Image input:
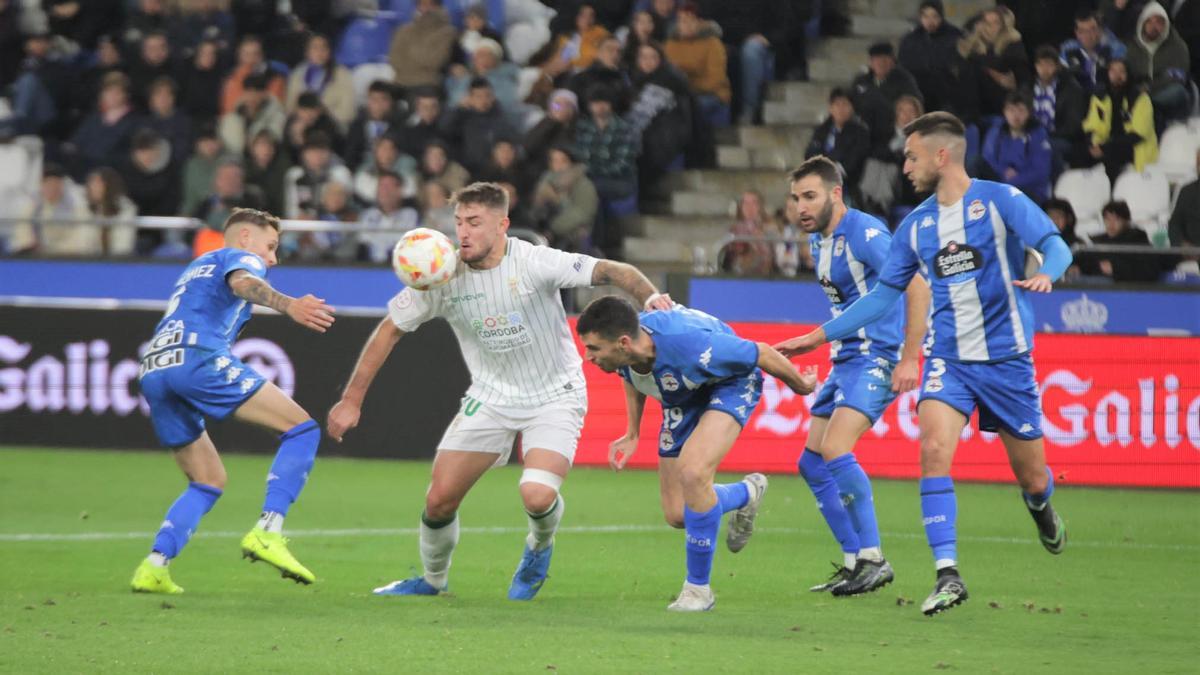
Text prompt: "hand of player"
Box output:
[[287, 294, 336, 332], [774, 329, 825, 358], [892, 357, 921, 392], [326, 399, 360, 443], [608, 434, 638, 471], [1013, 273, 1053, 293], [793, 364, 819, 395], [643, 292, 673, 311]]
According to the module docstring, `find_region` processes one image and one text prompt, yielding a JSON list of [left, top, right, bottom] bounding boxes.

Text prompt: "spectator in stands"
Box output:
[[650, 0, 677, 41], [665, 2, 730, 128], [145, 77, 193, 161], [1173, 0, 1200, 79], [862, 94, 925, 219], [571, 36, 632, 113], [220, 35, 286, 116], [722, 189, 775, 277], [551, 4, 612, 74], [958, 6, 1029, 121], [1100, 0, 1148, 41], [1084, 200, 1164, 282], [1060, 10, 1128, 95], [180, 125, 223, 217], [286, 33, 355, 130], [345, 81, 406, 171], [244, 130, 289, 215], [191, 157, 266, 256], [177, 39, 224, 123], [390, 0, 458, 91], [499, 180, 536, 231], [9, 163, 93, 255], [457, 5, 507, 65], [1043, 196, 1084, 280], [851, 42, 924, 153], [620, 10, 657, 72], [475, 138, 526, 193], [317, 178, 358, 223], [445, 38, 522, 112], [419, 140, 470, 196], [284, 92, 344, 161], [701, 0, 789, 125], [982, 91, 1052, 203], [121, 128, 181, 217], [68, 72, 141, 177], [3, 31, 66, 138], [1168, 149, 1200, 248], [44, 0, 123, 51], [1029, 45, 1086, 177], [532, 144, 600, 252], [169, 0, 235, 56], [219, 72, 287, 157], [1081, 58, 1158, 179], [397, 87, 446, 159], [438, 77, 517, 175], [124, 0, 169, 57], [283, 132, 352, 219], [74, 34, 125, 130], [0, 1, 20, 88], [129, 30, 174, 109], [1125, 1, 1192, 127], [627, 42, 692, 196], [805, 88, 870, 203], [524, 89, 580, 181], [314, 180, 360, 262], [84, 167, 138, 256], [354, 134, 419, 206], [420, 180, 456, 235], [359, 170, 419, 262], [899, 0, 964, 116], [575, 84, 638, 256]]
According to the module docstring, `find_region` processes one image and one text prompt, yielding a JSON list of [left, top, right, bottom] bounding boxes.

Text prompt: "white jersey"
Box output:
[[387, 237, 599, 409]]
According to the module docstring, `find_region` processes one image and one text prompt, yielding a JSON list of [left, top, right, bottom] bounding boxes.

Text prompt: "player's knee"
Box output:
[[663, 510, 685, 529], [519, 482, 558, 514], [1017, 465, 1049, 494], [424, 489, 462, 521], [678, 462, 712, 493]]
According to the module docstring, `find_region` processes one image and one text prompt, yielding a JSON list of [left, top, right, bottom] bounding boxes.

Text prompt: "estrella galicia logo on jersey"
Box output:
[[967, 199, 986, 221], [934, 240, 983, 278], [819, 276, 845, 304], [659, 372, 680, 392], [239, 254, 264, 270]]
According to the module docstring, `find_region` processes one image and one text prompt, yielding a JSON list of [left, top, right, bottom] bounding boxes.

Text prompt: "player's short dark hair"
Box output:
[[790, 155, 842, 188], [1101, 200, 1131, 221], [577, 296, 640, 341], [223, 207, 280, 232], [1034, 45, 1059, 63], [902, 111, 966, 139], [452, 181, 509, 213]]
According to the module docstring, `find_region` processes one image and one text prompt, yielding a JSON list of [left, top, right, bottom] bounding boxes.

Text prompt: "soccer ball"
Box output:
[[391, 228, 458, 290]]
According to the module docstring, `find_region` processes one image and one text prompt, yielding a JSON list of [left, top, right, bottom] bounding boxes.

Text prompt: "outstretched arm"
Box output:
[[228, 269, 335, 333], [327, 318, 406, 442], [775, 283, 906, 358], [591, 260, 674, 310]]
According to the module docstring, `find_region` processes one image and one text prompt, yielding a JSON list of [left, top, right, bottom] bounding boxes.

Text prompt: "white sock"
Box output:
[[525, 495, 564, 551], [935, 558, 957, 571], [147, 552, 169, 567], [858, 546, 883, 563], [420, 514, 459, 589], [843, 552, 857, 569], [256, 511, 284, 534]]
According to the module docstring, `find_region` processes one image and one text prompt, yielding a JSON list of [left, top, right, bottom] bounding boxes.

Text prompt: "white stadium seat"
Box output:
[[1154, 123, 1199, 186], [1054, 165, 1110, 241], [352, 63, 396, 106], [1112, 165, 1171, 241]]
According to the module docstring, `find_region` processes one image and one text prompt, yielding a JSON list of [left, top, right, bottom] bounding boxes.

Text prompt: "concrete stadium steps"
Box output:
[[621, 236, 694, 265], [640, 215, 731, 242], [850, 16, 916, 39], [806, 56, 865, 86], [665, 168, 790, 194], [849, 0, 917, 20], [716, 144, 809, 171], [718, 122, 817, 150], [669, 189, 736, 217]]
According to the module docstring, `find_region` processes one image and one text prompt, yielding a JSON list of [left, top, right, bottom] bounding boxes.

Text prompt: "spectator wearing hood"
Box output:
[[1081, 58, 1158, 179], [982, 92, 1052, 203], [390, 0, 460, 90], [1125, 1, 1192, 126], [899, 1, 965, 115]]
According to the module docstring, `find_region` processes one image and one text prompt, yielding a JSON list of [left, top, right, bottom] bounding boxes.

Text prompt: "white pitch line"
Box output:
[[0, 525, 1195, 551]]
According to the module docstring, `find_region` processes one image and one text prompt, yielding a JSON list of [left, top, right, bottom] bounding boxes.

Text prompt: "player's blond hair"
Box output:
[[452, 182, 509, 214]]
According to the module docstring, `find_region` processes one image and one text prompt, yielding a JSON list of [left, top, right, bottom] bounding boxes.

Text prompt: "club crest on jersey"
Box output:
[[660, 429, 675, 449], [833, 236, 846, 257], [967, 199, 986, 221], [659, 372, 680, 392], [925, 376, 944, 393], [934, 240, 982, 278], [819, 276, 845, 304]]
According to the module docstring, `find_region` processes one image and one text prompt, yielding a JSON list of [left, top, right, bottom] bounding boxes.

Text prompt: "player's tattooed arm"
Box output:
[[228, 270, 335, 333], [591, 260, 673, 310]]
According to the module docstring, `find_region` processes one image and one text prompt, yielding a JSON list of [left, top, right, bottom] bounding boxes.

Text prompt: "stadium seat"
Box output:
[[1054, 165, 1110, 241], [352, 63, 397, 105], [1154, 123, 1198, 185], [337, 16, 402, 68], [1113, 165, 1171, 235]]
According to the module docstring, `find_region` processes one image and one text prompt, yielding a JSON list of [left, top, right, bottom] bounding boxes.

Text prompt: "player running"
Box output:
[[776, 112, 1072, 616], [788, 156, 931, 596], [577, 297, 817, 612], [326, 182, 672, 600], [131, 208, 336, 594]]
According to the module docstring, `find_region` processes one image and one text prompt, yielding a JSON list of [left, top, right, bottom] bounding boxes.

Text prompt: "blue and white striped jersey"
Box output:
[[810, 208, 904, 363], [879, 180, 1059, 363], [149, 248, 267, 351]]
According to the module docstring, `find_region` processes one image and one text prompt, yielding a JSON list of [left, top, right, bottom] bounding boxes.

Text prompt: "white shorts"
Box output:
[[437, 395, 587, 465]]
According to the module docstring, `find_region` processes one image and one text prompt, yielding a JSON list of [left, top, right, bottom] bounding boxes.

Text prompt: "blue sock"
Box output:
[[152, 482, 222, 559], [798, 449, 860, 555], [920, 476, 957, 567], [1023, 467, 1055, 510], [683, 499, 722, 586], [262, 420, 320, 516], [713, 482, 749, 514], [827, 453, 881, 550]]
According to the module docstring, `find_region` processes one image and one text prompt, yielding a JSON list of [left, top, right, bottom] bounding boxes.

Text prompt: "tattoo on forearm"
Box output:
[[231, 273, 292, 314], [593, 261, 655, 301]]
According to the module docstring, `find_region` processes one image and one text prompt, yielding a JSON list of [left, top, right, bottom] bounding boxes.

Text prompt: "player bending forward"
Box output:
[[577, 297, 817, 611], [326, 182, 672, 600], [132, 208, 336, 594], [777, 112, 1072, 616]]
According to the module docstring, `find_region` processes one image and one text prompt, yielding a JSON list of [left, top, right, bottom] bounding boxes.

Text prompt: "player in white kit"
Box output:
[[326, 182, 672, 599]]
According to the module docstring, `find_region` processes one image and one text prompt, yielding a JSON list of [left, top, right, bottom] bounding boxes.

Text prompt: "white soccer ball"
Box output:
[[391, 228, 458, 290]]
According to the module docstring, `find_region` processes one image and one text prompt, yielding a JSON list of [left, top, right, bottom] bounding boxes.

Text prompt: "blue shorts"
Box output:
[[139, 348, 266, 448], [657, 369, 763, 457], [919, 354, 1043, 440], [810, 355, 898, 424]]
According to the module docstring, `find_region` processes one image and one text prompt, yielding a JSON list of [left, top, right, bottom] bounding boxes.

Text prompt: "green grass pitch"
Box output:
[[1, 447, 1196, 673]]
